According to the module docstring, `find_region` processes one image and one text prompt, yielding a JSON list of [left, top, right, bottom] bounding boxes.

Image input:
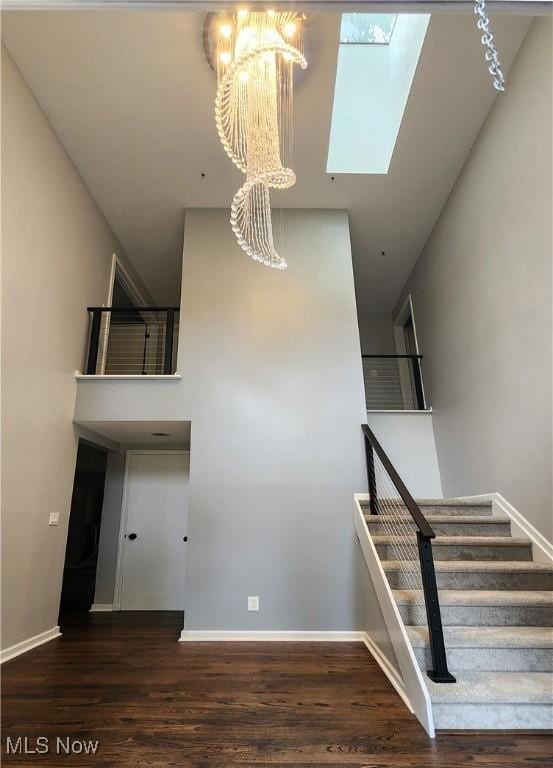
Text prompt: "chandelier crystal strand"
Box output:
[[474, 0, 505, 92], [215, 11, 307, 268]]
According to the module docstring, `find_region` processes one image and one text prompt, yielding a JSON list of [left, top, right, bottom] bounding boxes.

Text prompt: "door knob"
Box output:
[[128, 533, 138, 540]]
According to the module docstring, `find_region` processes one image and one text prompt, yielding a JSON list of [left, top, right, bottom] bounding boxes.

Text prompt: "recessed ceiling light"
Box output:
[[151, 432, 170, 437]]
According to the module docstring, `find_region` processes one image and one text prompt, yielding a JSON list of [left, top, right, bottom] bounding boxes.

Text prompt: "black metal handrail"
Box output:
[[85, 306, 180, 376], [362, 423, 455, 683], [362, 354, 426, 410]]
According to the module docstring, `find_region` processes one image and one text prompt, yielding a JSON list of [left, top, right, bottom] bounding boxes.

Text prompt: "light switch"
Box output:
[[48, 512, 60, 526], [248, 596, 259, 611]]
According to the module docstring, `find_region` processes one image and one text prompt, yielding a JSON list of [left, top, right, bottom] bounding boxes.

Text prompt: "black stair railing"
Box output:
[[362, 423, 455, 683], [85, 307, 180, 376]]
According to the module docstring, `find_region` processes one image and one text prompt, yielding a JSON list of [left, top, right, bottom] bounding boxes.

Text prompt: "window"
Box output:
[[340, 14, 397, 45], [327, 14, 431, 174]]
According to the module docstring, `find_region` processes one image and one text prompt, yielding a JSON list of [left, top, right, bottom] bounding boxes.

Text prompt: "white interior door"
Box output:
[[119, 451, 188, 610]]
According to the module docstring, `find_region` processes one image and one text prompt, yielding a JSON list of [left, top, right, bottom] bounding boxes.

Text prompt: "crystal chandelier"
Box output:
[[214, 11, 307, 269]]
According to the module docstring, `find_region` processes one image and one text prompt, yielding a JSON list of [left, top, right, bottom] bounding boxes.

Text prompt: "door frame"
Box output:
[[113, 449, 190, 611], [98, 254, 152, 374], [392, 294, 427, 409]]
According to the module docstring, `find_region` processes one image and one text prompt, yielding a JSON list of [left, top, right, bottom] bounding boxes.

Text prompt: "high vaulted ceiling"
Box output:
[[2, 10, 531, 310]]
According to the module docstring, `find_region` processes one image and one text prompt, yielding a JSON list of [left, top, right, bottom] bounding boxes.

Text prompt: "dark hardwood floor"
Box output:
[[1, 612, 551, 767]]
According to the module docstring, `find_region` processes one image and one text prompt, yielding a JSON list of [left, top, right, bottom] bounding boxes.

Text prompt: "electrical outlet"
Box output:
[[48, 512, 60, 526], [247, 596, 259, 612]]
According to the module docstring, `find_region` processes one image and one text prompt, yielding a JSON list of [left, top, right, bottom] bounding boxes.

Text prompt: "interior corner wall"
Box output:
[[357, 311, 396, 355], [1, 47, 129, 650], [180, 209, 368, 630], [395, 18, 553, 540]]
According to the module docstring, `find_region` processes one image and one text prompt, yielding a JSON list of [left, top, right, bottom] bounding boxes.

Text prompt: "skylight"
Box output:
[[340, 14, 397, 45], [328, 14, 430, 175]]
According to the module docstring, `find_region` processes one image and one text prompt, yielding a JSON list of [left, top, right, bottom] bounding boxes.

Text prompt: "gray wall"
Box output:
[[1, 47, 142, 650], [357, 311, 395, 355], [395, 18, 552, 540], [75, 209, 369, 630], [180, 209, 368, 630]]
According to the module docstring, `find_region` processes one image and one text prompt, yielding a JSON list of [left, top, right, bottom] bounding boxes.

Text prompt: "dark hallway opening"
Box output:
[[59, 442, 108, 616]]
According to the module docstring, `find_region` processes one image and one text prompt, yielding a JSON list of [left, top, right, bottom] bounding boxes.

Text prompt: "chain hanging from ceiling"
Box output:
[[474, 0, 505, 92], [214, 11, 307, 269]]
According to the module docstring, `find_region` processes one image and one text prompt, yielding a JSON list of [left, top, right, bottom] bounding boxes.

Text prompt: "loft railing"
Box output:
[[85, 307, 180, 376], [362, 423, 455, 683], [362, 354, 426, 410]]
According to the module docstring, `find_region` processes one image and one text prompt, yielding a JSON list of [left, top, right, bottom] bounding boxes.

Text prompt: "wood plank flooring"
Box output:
[[1, 612, 551, 767]]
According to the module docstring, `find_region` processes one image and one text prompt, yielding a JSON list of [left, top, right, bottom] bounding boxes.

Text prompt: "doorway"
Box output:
[[114, 451, 189, 610], [59, 442, 108, 615], [392, 294, 426, 410]]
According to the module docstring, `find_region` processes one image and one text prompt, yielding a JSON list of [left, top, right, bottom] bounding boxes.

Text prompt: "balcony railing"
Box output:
[[362, 355, 426, 411], [85, 307, 180, 376]]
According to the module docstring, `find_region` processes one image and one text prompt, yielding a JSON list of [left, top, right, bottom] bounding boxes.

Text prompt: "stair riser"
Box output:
[[418, 505, 493, 517], [413, 645, 553, 673], [398, 603, 553, 627], [376, 543, 533, 561], [367, 521, 512, 536], [387, 570, 553, 591], [361, 504, 494, 517], [433, 703, 553, 730]]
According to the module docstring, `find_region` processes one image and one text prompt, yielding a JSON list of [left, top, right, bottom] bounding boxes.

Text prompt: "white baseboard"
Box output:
[[361, 632, 413, 714], [90, 603, 115, 612], [179, 630, 365, 642], [0, 626, 61, 664]]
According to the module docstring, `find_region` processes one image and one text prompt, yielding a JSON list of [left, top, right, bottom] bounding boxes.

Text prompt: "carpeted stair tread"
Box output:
[[393, 588, 553, 607], [382, 559, 553, 574], [426, 671, 553, 705], [372, 535, 530, 547], [406, 625, 553, 649], [365, 513, 510, 525]]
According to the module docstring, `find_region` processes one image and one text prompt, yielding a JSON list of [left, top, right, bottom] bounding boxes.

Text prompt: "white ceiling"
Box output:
[[2, 10, 531, 311], [78, 420, 191, 447]]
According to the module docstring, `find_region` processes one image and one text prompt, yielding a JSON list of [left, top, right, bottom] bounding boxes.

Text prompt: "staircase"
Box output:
[[363, 498, 553, 730]]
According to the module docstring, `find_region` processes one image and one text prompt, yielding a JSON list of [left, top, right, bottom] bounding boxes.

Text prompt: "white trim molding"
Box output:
[[0, 626, 61, 664], [362, 632, 413, 714], [90, 603, 115, 612], [354, 493, 435, 737], [453, 493, 553, 565], [179, 630, 365, 642]]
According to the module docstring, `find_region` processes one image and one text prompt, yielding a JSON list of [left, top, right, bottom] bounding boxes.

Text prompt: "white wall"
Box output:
[[395, 18, 552, 539], [359, 546, 400, 672], [0, 48, 144, 650], [367, 413, 443, 499]]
